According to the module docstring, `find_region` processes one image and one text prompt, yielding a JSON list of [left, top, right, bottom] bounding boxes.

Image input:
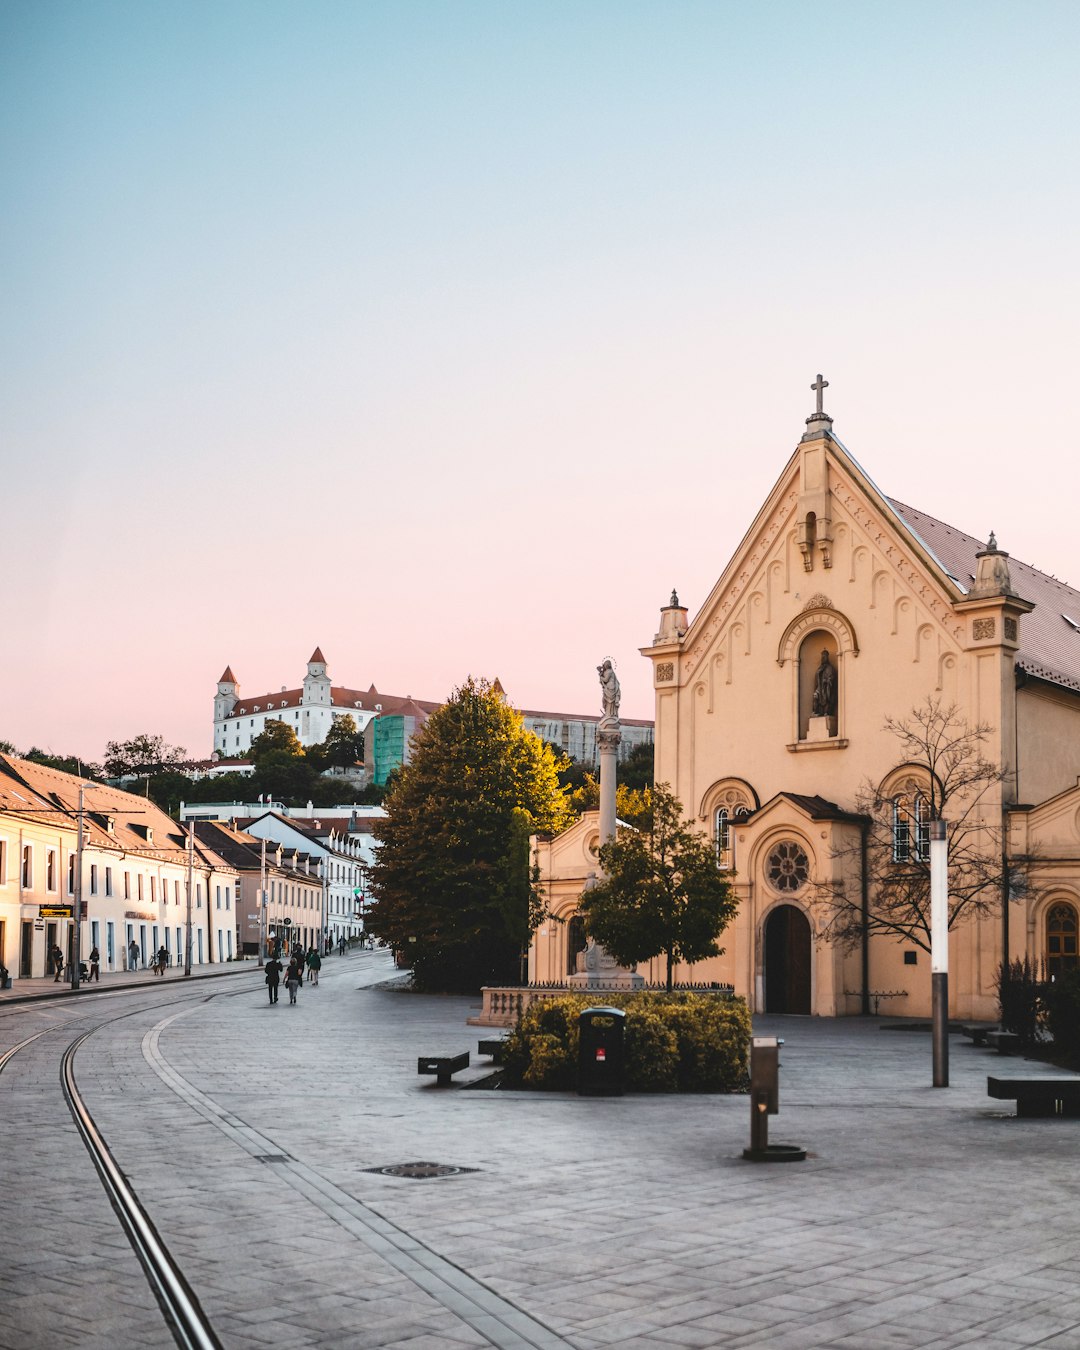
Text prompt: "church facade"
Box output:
[[531, 387, 1080, 1020]]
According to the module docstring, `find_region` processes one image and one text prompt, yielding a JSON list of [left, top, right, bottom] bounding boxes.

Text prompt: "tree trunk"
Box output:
[[666, 949, 674, 991]]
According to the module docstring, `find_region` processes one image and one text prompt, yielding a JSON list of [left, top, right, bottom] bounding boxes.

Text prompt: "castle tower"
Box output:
[[303, 647, 331, 707], [214, 666, 239, 755]]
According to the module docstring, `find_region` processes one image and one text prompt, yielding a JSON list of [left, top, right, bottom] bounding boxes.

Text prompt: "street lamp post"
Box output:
[[72, 781, 106, 991], [258, 836, 267, 969], [184, 824, 194, 977], [930, 818, 949, 1087]]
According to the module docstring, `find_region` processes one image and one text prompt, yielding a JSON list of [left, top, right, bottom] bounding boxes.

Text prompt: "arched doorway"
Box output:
[[764, 905, 812, 1014]]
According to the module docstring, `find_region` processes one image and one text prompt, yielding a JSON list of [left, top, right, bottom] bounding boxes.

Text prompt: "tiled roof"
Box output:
[[224, 685, 440, 721], [219, 665, 237, 684], [889, 499, 1080, 694], [0, 756, 236, 872]]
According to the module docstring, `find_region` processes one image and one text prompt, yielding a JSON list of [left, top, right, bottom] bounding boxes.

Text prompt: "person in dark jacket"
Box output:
[[285, 958, 302, 1004], [52, 943, 65, 982], [88, 946, 100, 982], [264, 956, 282, 1004]]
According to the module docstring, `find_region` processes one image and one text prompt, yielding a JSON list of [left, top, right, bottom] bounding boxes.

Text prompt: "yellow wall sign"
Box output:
[[39, 905, 73, 919]]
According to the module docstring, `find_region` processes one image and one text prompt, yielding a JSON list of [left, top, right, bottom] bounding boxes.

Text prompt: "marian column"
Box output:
[[568, 660, 643, 991], [596, 658, 622, 848]]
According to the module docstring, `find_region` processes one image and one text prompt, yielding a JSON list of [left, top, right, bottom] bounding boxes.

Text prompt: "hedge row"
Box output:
[[500, 992, 751, 1092]]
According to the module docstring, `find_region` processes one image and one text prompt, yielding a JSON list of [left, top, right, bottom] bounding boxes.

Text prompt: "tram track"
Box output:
[[1, 963, 570, 1350]]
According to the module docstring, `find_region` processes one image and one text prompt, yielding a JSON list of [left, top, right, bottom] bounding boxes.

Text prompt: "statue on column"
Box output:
[[598, 659, 621, 720]]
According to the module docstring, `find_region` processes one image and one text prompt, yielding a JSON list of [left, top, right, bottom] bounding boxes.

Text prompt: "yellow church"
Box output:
[[528, 382, 1080, 1021]]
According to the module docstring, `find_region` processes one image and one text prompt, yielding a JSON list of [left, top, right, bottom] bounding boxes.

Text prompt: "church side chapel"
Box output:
[[530, 379, 1080, 1020]]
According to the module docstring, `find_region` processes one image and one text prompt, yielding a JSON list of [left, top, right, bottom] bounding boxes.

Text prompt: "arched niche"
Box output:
[[777, 606, 858, 746]]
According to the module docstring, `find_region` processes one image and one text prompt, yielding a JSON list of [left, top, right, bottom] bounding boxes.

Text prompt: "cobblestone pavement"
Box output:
[[3, 950, 1080, 1349]]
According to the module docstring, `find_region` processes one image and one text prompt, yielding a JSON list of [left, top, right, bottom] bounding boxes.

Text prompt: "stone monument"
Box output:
[[806, 648, 838, 740], [568, 660, 644, 991]]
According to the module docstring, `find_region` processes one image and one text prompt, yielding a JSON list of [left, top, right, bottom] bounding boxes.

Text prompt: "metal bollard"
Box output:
[[742, 1036, 805, 1162]]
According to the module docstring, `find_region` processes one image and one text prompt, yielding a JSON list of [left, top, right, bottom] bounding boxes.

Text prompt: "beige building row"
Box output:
[[530, 390, 1080, 1021], [0, 755, 246, 980]]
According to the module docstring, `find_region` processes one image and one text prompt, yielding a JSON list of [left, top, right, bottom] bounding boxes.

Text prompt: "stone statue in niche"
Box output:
[[811, 650, 838, 718]]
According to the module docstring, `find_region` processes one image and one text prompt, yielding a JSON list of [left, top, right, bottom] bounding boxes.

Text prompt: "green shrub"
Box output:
[[1045, 969, 1080, 1067], [500, 991, 750, 1092], [996, 957, 1047, 1049]]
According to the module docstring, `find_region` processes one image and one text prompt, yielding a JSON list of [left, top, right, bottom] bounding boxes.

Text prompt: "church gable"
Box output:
[[677, 437, 964, 689]]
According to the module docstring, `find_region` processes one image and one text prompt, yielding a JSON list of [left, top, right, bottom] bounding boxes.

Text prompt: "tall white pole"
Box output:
[[72, 784, 86, 990], [184, 825, 194, 977], [930, 818, 949, 1087]]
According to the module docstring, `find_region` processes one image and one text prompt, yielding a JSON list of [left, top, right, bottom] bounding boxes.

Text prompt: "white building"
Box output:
[[0, 755, 240, 980], [237, 811, 377, 945]]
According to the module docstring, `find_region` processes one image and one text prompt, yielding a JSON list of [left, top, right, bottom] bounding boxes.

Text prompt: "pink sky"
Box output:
[[4, 3, 1079, 763]]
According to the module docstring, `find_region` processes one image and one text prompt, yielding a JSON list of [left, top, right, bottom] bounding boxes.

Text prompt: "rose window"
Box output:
[[767, 841, 809, 893]]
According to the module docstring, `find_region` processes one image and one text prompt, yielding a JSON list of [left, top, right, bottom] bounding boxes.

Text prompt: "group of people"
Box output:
[[263, 943, 323, 1005]]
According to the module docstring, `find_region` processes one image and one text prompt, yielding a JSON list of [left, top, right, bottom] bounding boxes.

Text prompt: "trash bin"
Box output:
[[578, 1006, 626, 1096]]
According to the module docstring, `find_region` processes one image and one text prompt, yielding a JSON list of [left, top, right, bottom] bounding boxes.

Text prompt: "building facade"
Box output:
[[0, 755, 240, 980], [531, 391, 1080, 1021]]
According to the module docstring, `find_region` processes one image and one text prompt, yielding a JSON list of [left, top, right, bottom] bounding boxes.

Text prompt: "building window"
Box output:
[[138, 874, 144, 902], [68, 854, 76, 894], [151, 876, 157, 903], [124, 871, 131, 900], [892, 794, 930, 863], [0, 838, 6, 884], [1047, 902, 1079, 979], [216, 885, 221, 910], [766, 841, 809, 894], [715, 808, 732, 870], [46, 849, 57, 892], [225, 887, 231, 911], [90, 864, 98, 895], [21, 845, 32, 889], [105, 866, 113, 897]]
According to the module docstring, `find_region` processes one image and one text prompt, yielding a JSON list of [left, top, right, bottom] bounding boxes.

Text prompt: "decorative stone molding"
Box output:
[[802, 593, 833, 613], [777, 606, 859, 667], [1004, 617, 1018, 642], [684, 490, 798, 674], [655, 661, 674, 682], [699, 777, 759, 821], [973, 618, 996, 640], [831, 480, 966, 642]]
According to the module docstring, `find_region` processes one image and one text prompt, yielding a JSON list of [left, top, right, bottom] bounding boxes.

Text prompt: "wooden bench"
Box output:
[[986, 1030, 1022, 1055], [988, 1076, 1080, 1118], [478, 1037, 508, 1064], [417, 1052, 469, 1086]]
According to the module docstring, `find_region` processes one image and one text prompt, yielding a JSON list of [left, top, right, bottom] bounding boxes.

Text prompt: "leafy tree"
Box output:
[[618, 739, 655, 791], [247, 719, 304, 762], [813, 698, 1027, 952], [142, 771, 196, 818], [313, 713, 364, 770], [103, 733, 186, 779], [0, 739, 17, 755], [568, 775, 653, 830], [578, 783, 738, 990], [252, 749, 316, 801], [25, 747, 104, 778], [367, 677, 572, 991]]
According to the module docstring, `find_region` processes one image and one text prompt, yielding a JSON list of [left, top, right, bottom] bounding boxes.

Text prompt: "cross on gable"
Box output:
[[811, 373, 829, 416]]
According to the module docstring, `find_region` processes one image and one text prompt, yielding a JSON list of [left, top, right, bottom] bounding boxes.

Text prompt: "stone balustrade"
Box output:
[[471, 982, 736, 1026]]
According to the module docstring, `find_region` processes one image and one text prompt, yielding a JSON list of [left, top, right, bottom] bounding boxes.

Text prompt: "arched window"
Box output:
[[892, 793, 929, 863], [715, 808, 731, 870], [1047, 903, 1079, 979], [566, 915, 587, 977]]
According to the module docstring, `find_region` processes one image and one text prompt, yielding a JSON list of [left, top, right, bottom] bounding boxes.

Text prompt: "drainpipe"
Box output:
[[860, 820, 870, 1016]]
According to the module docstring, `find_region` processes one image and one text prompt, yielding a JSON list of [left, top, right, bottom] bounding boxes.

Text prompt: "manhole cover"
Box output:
[[364, 1161, 478, 1180]]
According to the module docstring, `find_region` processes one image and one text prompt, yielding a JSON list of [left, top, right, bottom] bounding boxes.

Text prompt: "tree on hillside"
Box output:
[[367, 677, 572, 991], [103, 733, 186, 779], [312, 713, 363, 770], [577, 783, 738, 990], [247, 719, 304, 761], [812, 698, 1028, 951], [24, 747, 104, 778]]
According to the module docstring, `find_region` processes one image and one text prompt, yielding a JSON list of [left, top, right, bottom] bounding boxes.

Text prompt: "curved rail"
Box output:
[[60, 1032, 225, 1350]]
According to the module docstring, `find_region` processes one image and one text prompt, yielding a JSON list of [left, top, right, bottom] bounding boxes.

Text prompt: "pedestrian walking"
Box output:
[[338, 936, 346, 957], [264, 956, 282, 1004], [325, 936, 333, 956], [306, 947, 321, 986], [51, 943, 65, 982], [89, 946, 100, 982], [128, 939, 139, 971], [155, 946, 168, 976], [285, 959, 301, 1005]]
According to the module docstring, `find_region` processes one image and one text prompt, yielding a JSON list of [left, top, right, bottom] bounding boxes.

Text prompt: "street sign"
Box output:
[[281, 918, 292, 927], [39, 905, 73, 919]]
